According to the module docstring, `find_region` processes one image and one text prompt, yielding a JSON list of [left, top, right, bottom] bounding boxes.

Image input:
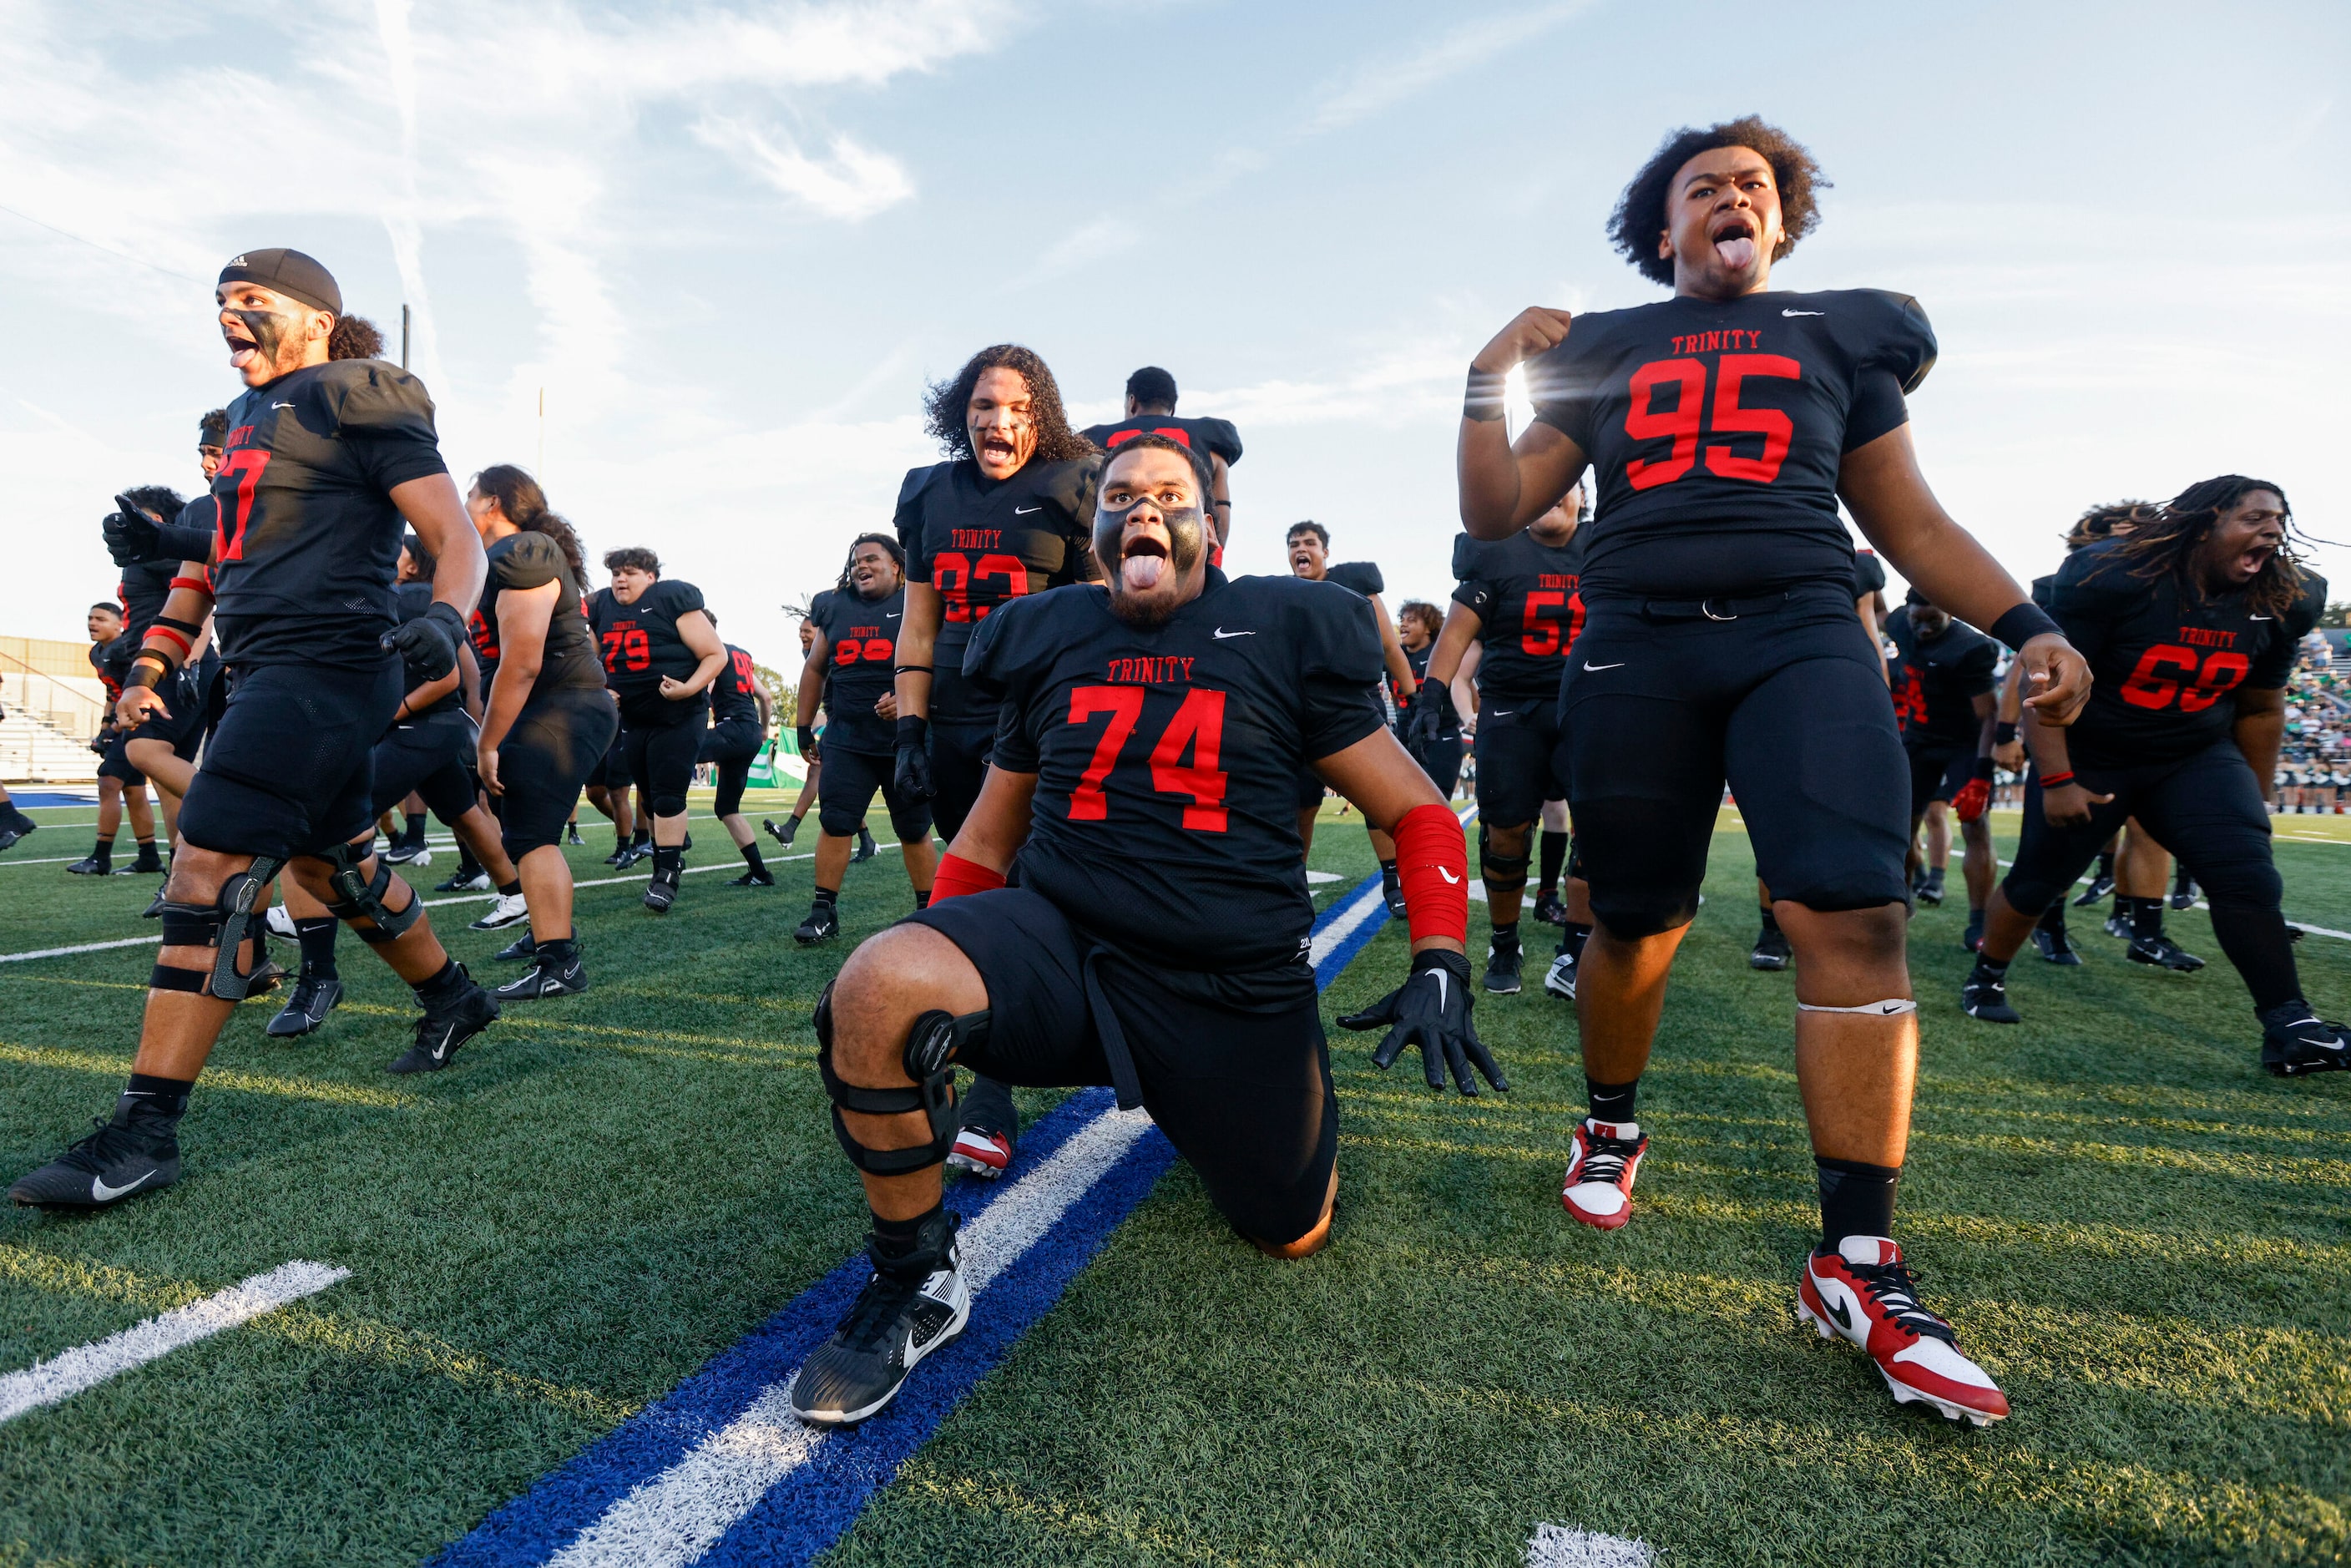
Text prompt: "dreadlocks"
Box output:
[[836, 532, 905, 594], [2065, 498, 2161, 552], [922, 344, 1093, 465], [2108, 474, 2307, 619], [1609, 116, 1828, 286]]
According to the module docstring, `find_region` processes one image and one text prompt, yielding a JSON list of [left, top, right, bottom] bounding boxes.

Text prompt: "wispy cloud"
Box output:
[[694, 119, 915, 221], [1307, 3, 1591, 133]]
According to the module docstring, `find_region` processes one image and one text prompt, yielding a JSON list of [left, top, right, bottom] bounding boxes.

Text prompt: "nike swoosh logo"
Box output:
[[1782, 309, 1824, 317], [429, 1028, 453, 1062], [1432, 971, 1448, 1008], [271, 401, 296, 408], [886, 612, 901, 619], [1825, 1293, 1854, 1332], [1013, 504, 1042, 514], [1489, 709, 1513, 716], [1213, 628, 1253, 639], [1584, 661, 1624, 671], [2249, 615, 2273, 621], [91, 1170, 157, 1202], [1438, 867, 1460, 884]]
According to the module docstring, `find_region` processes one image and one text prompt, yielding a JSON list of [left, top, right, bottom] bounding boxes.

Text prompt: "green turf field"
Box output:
[[3, 792, 2347, 1566]]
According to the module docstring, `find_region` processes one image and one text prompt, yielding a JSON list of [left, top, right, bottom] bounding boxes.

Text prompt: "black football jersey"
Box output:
[[712, 644, 761, 726], [1321, 561, 1385, 599], [1080, 414, 1243, 468], [1883, 605, 1997, 751], [89, 637, 129, 704], [1853, 549, 1886, 601], [589, 578, 710, 707], [965, 569, 1387, 972], [812, 584, 905, 753], [2049, 542, 2326, 769], [474, 532, 603, 700], [208, 360, 447, 669], [895, 456, 1102, 660], [1528, 289, 1934, 599], [1452, 528, 1586, 701]]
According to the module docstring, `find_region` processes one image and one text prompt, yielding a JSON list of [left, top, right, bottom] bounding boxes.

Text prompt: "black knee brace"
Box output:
[[650, 791, 688, 819], [1478, 822, 1530, 891], [1566, 836, 1585, 882], [319, 841, 422, 944], [813, 979, 991, 1177], [153, 855, 283, 999]]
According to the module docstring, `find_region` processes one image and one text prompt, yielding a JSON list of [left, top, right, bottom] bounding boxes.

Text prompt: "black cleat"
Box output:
[[1381, 874, 1408, 921], [2103, 913, 2134, 941], [790, 1242, 968, 1426], [794, 903, 841, 945], [129, 847, 165, 876], [265, 975, 343, 1038], [643, 866, 681, 913], [142, 883, 169, 919], [2073, 872, 2116, 908], [242, 959, 287, 998], [852, 827, 878, 864], [435, 868, 491, 893], [9, 1110, 180, 1211], [604, 843, 631, 867], [1531, 889, 1567, 926], [1961, 910, 1985, 953], [728, 867, 776, 887], [2170, 874, 2197, 912], [65, 853, 114, 876], [382, 839, 424, 866], [1961, 967, 2020, 1024], [1482, 939, 1523, 995], [565, 822, 584, 846], [2262, 1008, 2351, 1078], [0, 812, 36, 853], [1750, 925, 1792, 971], [2128, 934, 2205, 972], [387, 969, 499, 1074], [1915, 878, 1944, 908], [764, 816, 801, 848], [493, 948, 587, 1001], [2031, 924, 2082, 965], [493, 933, 539, 963]]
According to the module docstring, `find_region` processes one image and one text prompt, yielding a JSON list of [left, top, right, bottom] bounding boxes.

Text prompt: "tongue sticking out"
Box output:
[[1122, 554, 1167, 592], [1714, 235, 1757, 271]]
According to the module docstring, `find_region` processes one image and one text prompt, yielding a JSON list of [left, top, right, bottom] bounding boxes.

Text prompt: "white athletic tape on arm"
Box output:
[[1796, 999, 1918, 1016]]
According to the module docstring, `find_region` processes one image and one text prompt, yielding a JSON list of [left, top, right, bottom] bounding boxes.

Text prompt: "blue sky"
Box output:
[[3, 0, 2342, 664]]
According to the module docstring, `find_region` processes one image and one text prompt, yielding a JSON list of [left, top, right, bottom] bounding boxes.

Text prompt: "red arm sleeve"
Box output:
[[1392, 802, 1469, 946]]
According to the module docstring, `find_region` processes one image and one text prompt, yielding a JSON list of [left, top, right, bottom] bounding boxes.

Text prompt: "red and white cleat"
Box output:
[[945, 1126, 1013, 1181], [1797, 1237, 2010, 1426], [1560, 1119, 1646, 1231]]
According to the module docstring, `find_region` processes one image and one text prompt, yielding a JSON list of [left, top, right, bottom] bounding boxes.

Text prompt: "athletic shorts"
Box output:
[[1473, 691, 1565, 827], [96, 728, 145, 787], [1414, 731, 1464, 800], [179, 659, 404, 862], [817, 744, 931, 842], [594, 721, 633, 792], [1560, 585, 1909, 938], [622, 706, 707, 818], [1294, 766, 1327, 812], [1906, 746, 1977, 821], [700, 717, 763, 818], [2000, 742, 2280, 918], [127, 660, 215, 763], [499, 689, 618, 861], [908, 886, 1336, 1246], [928, 663, 994, 843], [370, 711, 478, 826]]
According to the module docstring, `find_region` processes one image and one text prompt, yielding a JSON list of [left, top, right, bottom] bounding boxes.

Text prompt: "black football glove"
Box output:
[[1407, 678, 1456, 763], [102, 500, 163, 569], [796, 724, 818, 764], [1338, 948, 1508, 1095], [894, 714, 935, 802], [381, 600, 468, 682]]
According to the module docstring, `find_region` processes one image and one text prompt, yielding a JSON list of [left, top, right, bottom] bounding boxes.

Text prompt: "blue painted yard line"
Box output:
[[432, 872, 1394, 1568]]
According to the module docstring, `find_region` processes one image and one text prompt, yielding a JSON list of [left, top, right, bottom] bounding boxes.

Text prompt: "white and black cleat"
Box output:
[[493, 948, 587, 1001], [492, 933, 538, 963], [265, 975, 343, 1038], [1542, 949, 1578, 1001], [2127, 934, 2205, 972], [9, 1110, 180, 1211], [265, 904, 300, 942], [469, 891, 530, 931], [2263, 1009, 2351, 1078], [789, 1246, 968, 1426], [1960, 967, 2020, 1024], [1482, 940, 1522, 995]]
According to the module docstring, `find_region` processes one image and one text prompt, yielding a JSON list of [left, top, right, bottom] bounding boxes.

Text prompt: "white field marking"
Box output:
[[1307, 880, 1389, 970], [1526, 1523, 1656, 1567], [1991, 859, 2348, 943], [544, 1106, 1157, 1568], [0, 855, 131, 868], [0, 1260, 349, 1425], [0, 844, 915, 966], [2279, 830, 2348, 844], [1305, 870, 1342, 884]]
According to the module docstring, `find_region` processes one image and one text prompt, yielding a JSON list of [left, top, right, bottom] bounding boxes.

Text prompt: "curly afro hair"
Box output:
[[922, 344, 1094, 467], [2065, 498, 2161, 552], [328, 312, 386, 361], [1608, 116, 1828, 287]]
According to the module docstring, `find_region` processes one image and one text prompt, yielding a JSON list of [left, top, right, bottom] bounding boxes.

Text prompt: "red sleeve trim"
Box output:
[[169, 575, 212, 594], [1393, 802, 1469, 947], [929, 852, 1007, 904], [145, 625, 193, 658]]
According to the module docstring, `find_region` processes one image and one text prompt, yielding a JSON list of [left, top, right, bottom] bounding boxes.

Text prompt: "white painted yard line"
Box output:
[[1526, 1523, 1655, 1567], [0, 845, 909, 966], [0, 1260, 349, 1424], [1307, 882, 1387, 970], [545, 1107, 1157, 1568], [1991, 859, 2348, 943]]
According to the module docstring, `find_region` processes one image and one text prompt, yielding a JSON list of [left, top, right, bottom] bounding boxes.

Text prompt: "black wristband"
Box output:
[[1990, 602, 2061, 652], [127, 652, 174, 690], [1973, 756, 1995, 781], [1994, 721, 2018, 746], [1464, 367, 1508, 423], [896, 714, 930, 746], [892, 664, 933, 675], [156, 520, 215, 563]]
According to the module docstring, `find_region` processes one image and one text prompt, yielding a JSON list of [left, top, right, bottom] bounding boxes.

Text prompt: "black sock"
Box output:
[[1539, 828, 1568, 895], [1926, 864, 1946, 888], [1379, 857, 1398, 881], [498, 878, 523, 897], [632, 827, 650, 849], [741, 842, 766, 876], [1817, 1156, 1901, 1248], [402, 812, 427, 848], [535, 936, 579, 966], [453, 843, 482, 879], [814, 885, 838, 908], [412, 958, 469, 1008], [2035, 901, 2067, 933], [652, 845, 684, 877], [858, 825, 877, 850], [294, 916, 340, 980], [1586, 1077, 1638, 1125], [90, 837, 113, 863], [2096, 847, 2116, 880], [120, 1072, 195, 1125], [914, 888, 932, 909], [868, 1201, 949, 1278], [1758, 907, 1781, 935], [1490, 920, 1519, 950], [1971, 953, 2011, 981], [2174, 862, 2194, 894], [2127, 895, 2165, 942], [1563, 920, 1592, 963], [2209, 905, 2303, 1013]]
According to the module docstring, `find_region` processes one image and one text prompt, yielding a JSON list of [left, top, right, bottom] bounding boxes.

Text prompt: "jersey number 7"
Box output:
[[1065, 685, 1228, 831], [214, 450, 274, 562]]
